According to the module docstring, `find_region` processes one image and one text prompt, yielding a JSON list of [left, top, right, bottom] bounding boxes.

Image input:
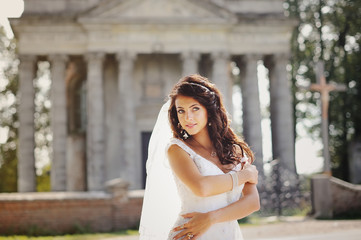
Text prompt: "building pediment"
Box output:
[[78, 0, 236, 24]]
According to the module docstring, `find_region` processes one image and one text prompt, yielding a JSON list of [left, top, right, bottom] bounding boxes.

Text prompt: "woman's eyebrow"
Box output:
[[176, 103, 199, 109], [189, 103, 200, 108]]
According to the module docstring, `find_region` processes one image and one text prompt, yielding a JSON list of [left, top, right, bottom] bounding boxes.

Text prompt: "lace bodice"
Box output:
[[167, 138, 244, 240]]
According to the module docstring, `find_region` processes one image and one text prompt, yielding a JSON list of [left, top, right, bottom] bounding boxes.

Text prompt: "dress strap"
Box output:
[[168, 138, 196, 158]]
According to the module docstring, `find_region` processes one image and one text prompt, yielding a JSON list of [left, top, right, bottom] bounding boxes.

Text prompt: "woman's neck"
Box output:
[[191, 129, 213, 150]]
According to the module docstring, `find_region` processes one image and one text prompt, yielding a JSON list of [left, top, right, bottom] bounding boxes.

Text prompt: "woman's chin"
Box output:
[[186, 130, 199, 136]]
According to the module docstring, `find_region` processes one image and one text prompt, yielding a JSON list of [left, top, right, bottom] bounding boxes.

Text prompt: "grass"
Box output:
[[0, 230, 139, 240]]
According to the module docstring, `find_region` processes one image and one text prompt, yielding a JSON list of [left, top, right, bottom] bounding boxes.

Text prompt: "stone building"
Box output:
[[11, 0, 297, 192]]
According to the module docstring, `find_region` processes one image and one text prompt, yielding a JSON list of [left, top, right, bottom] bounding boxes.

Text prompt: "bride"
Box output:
[[139, 74, 260, 240]]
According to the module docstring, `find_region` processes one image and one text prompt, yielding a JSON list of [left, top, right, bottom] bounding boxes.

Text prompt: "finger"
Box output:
[[172, 230, 184, 240], [181, 212, 196, 218], [173, 230, 190, 240], [172, 223, 187, 232]]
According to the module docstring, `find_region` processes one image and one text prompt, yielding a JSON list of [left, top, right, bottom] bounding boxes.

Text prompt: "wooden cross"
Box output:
[[310, 61, 347, 175]]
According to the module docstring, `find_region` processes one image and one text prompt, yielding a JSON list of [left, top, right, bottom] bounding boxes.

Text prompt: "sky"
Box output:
[[0, 0, 324, 175]]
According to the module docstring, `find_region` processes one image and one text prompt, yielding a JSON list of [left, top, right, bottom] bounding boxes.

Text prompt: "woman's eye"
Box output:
[[177, 110, 184, 114], [193, 107, 199, 111]]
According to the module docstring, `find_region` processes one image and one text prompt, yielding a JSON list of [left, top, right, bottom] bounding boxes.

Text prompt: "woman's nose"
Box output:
[[185, 111, 193, 121]]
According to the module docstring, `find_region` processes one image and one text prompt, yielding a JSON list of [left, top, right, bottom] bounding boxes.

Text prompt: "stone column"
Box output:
[[239, 55, 264, 176], [311, 175, 333, 218], [266, 54, 296, 174], [211, 52, 232, 113], [181, 51, 200, 76], [49, 54, 68, 191], [116, 52, 137, 188], [18, 55, 37, 192], [66, 134, 86, 191], [85, 52, 105, 191]]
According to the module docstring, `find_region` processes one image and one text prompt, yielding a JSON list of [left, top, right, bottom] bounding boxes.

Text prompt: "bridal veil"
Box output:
[[139, 100, 181, 239]]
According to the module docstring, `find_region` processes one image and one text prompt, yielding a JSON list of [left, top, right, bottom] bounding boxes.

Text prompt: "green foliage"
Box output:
[[33, 61, 52, 192], [36, 163, 51, 192], [0, 26, 19, 192], [285, 0, 361, 180]]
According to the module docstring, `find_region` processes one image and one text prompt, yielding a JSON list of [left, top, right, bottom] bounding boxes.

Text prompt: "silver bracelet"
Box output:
[[229, 171, 238, 191]]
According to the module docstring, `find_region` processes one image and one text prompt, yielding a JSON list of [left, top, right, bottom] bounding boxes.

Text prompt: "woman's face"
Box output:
[[175, 95, 208, 136]]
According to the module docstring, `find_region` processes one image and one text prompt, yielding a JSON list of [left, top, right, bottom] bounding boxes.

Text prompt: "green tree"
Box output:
[[0, 26, 19, 192], [286, 0, 361, 180], [34, 61, 51, 192]]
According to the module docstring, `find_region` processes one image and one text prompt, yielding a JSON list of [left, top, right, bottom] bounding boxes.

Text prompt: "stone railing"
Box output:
[[330, 177, 361, 216], [311, 175, 361, 218], [0, 178, 143, 235]]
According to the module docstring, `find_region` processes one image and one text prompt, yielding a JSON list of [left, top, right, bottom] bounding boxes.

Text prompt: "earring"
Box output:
[[178, 122, 189, 139], [208, 122, 212, 126], [182, 129, 189, 139]]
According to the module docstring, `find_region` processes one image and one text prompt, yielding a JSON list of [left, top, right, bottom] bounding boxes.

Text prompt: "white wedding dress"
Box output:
[[167, 138, 245, 240]]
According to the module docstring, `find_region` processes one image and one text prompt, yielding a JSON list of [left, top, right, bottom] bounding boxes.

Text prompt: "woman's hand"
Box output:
[[172, 212, 213, 240], [240, 162, 258, 184]]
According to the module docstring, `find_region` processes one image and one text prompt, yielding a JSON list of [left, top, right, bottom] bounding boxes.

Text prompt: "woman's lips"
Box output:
[[186, 123, 197, 129]]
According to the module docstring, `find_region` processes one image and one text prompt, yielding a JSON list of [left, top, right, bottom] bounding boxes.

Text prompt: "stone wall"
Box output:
[[311, 175, 361, 218], [330, 177, 361, 216], [0, 181, 143, 235], [348, 140, 361, 184]]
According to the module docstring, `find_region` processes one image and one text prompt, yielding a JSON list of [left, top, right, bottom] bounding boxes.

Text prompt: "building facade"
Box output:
[[11, 0, 297, 191]]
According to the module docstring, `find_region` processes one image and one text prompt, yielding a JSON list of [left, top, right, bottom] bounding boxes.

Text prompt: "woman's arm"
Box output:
[[167, 144, 258, 197], [172, 183, 260, 240], [208, 183, 260, 223]]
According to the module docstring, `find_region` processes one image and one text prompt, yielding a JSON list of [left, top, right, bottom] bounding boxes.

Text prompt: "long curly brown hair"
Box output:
[[168, 74, 254, 165]]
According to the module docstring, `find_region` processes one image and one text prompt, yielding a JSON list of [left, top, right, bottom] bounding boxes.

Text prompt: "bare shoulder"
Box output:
[[167, 143, 181, 155], [167, 143, 189, 161], [167, 142, 196, 174]]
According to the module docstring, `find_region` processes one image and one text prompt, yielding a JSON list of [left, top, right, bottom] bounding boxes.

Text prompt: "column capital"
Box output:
[[85, 52, 105, 63], [116, 51, 137, 62], [181, 51, 201, 61], [211, 51, 230, 61], [19, 54, 37, 62], [237, 54, 262, 68], [243, 54, 263, 62], [264, 52, 290, 69], [273, 52, 291, 61], [48, 54, 69, 63]]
